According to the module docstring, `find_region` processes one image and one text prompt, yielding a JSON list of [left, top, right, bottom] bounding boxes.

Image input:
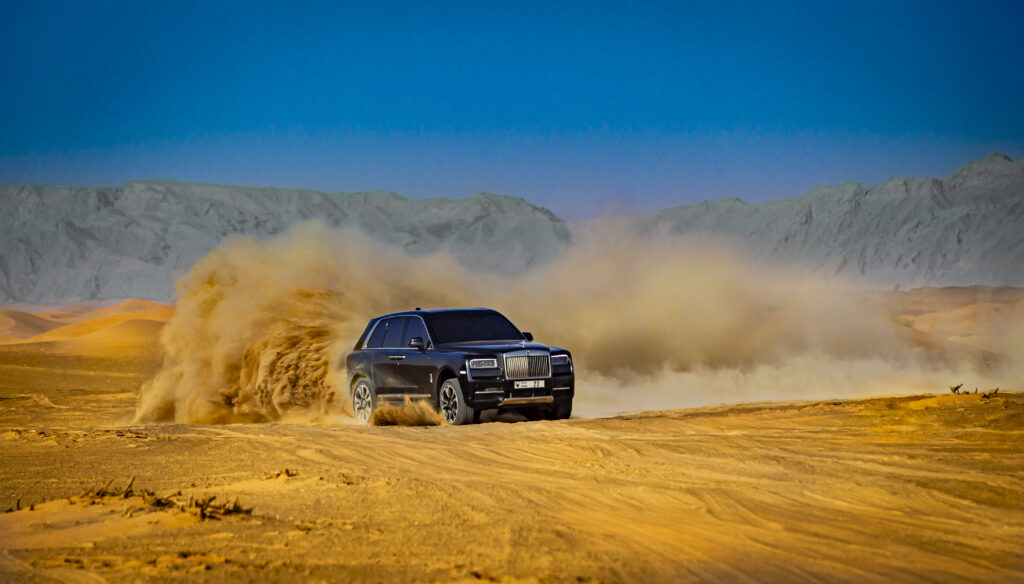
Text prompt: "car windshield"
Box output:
[[424, 311, 524, 344]]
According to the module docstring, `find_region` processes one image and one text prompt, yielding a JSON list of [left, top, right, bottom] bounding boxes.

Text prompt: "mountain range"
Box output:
[[645, 152, 1023, 288], [1, 153, 1021, 302]]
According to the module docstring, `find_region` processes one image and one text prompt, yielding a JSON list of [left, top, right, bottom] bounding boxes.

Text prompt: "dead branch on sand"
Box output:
[[949, 383, 964, 394], [265, 468, 299, 479], [181, 494, 252, 520], [981, 387, 1000, 399], [5, 477, 252, 521], [81, 476, 136, 499]]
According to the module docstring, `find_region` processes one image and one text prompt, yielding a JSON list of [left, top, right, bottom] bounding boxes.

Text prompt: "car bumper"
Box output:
[[462, 373, 574, 409]]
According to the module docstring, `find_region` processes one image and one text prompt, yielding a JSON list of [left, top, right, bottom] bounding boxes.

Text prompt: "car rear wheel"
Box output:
[[352, 378, 376, 424], [439, 379, 474, 425]]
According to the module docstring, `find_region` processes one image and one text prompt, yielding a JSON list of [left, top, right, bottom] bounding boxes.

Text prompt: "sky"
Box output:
[[1, 0, 1022, 219]]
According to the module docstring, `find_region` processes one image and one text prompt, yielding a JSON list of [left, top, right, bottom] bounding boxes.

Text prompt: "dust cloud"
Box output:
[[371, 398, 447, 427], [134, 222, 467, 423], [134, 221, 1016, 423]]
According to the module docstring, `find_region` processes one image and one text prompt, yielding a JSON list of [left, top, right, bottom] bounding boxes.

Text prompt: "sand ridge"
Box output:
[[0, 301, 173, 347], [24, 307, 172, 344], [0, 310, 62, 341]]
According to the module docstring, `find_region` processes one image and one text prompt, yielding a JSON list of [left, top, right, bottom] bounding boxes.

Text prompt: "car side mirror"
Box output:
[[523, 332, 534, 342], [408, 337, 425, 350]]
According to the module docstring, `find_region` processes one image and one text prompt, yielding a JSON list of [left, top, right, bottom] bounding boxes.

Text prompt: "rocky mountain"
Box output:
[[1, 153, 1021, 302], [0, 181, 570, 302], [645, 153, 1024, 287]]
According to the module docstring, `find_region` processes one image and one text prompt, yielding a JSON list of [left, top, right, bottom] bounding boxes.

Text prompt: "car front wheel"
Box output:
[[545, 399, 572, 420], [352, 378, 376, 424], [439, 378, 474, 425]]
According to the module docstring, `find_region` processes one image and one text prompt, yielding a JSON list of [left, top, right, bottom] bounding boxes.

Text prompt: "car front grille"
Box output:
[[504, 352, 551, 379]]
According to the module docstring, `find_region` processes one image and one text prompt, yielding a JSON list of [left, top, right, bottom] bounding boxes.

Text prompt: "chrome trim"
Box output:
[[502, 350, 552, 379], [407, 314, 435, 350], [475, 389, 504, 395], [468, 358, 498, 369], [550, 354, 570, 366], [553, 386, 571, 391], [362, 314, 436, 350], [361, 319, 384, 350], [388, 355, 406, 360], [378, 393, 431, 400], [500, 396, 554, 406]]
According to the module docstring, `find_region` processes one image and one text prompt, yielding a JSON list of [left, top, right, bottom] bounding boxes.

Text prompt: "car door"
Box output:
[[396, 316, 436, 401], [372, 317, 408, 399], [360, 318, 389, 385]]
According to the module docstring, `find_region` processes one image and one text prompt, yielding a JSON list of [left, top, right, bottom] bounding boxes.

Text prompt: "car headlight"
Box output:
[[551, 354, 571, 366], [468, 358, 498, 369]]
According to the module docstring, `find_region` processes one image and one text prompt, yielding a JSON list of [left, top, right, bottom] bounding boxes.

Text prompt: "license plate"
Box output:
[[514, 380, 544, 389]]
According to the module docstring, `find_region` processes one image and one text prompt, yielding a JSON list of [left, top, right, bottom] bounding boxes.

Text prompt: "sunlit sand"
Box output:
[[1, 287, 1021, 581]]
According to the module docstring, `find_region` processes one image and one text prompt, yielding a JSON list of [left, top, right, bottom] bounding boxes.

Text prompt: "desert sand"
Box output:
[[1, 292, 1022, 583]]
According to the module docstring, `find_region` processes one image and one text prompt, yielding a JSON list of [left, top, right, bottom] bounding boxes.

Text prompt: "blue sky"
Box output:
[[1, 1, 1021, 219]]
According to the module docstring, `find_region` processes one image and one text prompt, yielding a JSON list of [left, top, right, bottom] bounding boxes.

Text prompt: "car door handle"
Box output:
[[388, 355, 406, 360]]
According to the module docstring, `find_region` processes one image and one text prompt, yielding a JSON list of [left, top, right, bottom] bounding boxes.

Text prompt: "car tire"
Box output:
[[439, 378, 474, 426], [545, 400, 572, 420], [352, 378, 376, 424]]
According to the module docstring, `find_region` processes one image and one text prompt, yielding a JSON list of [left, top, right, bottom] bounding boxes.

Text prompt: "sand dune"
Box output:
[[0, 310, 62, 342], [904, 301, 1012, 335], [57, 299, 172, 322], [35, 303, 103, 322], [0, 290, 1021, 582], [0, 303, 170, 394], [2, 298, 142, 321], [25, 307, 173, 344], [0, 301, 172, 356], [37, 319, 168, 357], [880, 285, 1024, 317], [0, 299, 171, 346], [887, 291, 1024, 357]]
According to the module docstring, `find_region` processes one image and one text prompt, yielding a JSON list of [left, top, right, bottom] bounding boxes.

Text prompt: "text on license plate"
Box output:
[[514, 380, 545, 389]]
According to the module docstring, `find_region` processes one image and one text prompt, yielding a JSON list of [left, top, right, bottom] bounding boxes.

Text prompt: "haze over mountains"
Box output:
[[0, 182, 570, 302], [646, 152, 1024, 288], [1, 153, 1021, 303]]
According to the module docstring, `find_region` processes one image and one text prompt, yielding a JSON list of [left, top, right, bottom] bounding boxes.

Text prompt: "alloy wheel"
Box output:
[[440, 382, 459, 424], [353, 382, 373, 424]]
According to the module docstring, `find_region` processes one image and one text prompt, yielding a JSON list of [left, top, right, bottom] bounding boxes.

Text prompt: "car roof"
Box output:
[[372, 307, 499, 320]]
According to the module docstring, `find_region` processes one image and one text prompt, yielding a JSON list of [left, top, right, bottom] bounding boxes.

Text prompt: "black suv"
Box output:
[[346, 308, 574, 425]]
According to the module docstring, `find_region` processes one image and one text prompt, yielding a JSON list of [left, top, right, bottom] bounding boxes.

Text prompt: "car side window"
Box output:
[[381, 317, 408, 348], [403, 317, 429, 347], [365, 319, 388, 349]]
